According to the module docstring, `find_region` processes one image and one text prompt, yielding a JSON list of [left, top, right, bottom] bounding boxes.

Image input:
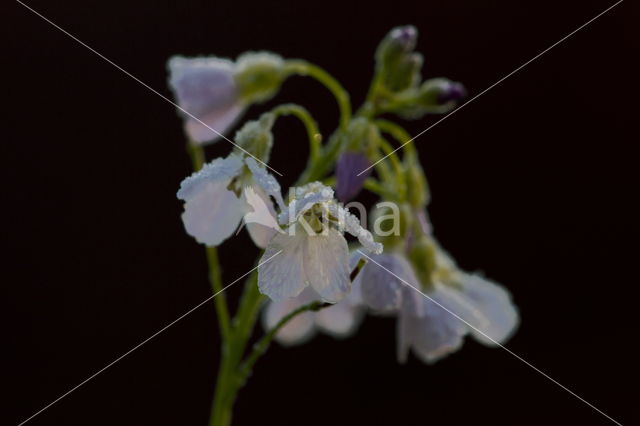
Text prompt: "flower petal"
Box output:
[[263, 295, 316, 346], [243, 186, 279, 249], [180, 179, 244, 246], [258, 232, 308, 300], [167, 56, 243, 144], [245, 157, 285, 210], [461, 274, 519, 346], [278, 184, 334, 226], [184, 104, 245, 144], [315, 301, 364, 338], [303, 229, 350, 303], [327, 204, 383, 254], [177, 154, 243, 201], [398, 292, 467, 364], [358, 253, 418, 314]]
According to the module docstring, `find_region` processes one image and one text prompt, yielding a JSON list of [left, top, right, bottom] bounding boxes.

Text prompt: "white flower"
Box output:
[[262, 257, 365, 346], [176, 154, 284, 248], [263, 253, 366, 345], [168, 56, 245, 145], [356, 249, 519, 364], [258, 182, 383, 303]]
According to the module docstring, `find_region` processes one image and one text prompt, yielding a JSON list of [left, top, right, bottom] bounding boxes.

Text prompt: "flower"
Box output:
[[167, 52, 285, 145], [176, 154, 285, 248], [356, 244, 519, 364], [262, 254, 366, 345], [258, 182, 383, 303], [168, 56, 245, 145]]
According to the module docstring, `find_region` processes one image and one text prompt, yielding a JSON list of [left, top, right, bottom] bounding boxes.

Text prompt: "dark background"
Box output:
[[5, 0, 638, 425]]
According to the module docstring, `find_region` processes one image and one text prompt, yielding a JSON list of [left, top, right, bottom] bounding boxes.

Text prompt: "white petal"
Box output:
[[184, 104, 245, 145], [315, 301, 364, 338], [177, 154, 243, 201], [303, 229, 350, 303], [245, 157, 285, 210], [180, 179, 245, 246], [262, 294, 316, 346], [243, 186, 279, 249], [278, 184, 334, 225], [327, 204, 383, 254], [258, 232, 308, 300], [461, 274, 519, 346]]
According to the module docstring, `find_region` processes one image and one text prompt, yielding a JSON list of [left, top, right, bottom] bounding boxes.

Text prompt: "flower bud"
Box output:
[[405, 161, 430, 208], [375, 26, 422, 92], [234, 51, 286, 104], [335, 118, 379, 202], [336, 152, 371, 202], [234, 113, 275, 163], [376, 26, 418, 64], [407, 234, 438, 288], [419, 78, 466, 107], [370, 202, 414, 250]]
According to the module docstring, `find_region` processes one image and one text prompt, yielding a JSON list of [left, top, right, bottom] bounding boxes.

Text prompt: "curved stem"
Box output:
[[236, 301, 329, 388], [374, 119, 418, 161], [271, 103, 322, 162], [283, 60, 351, 131], [363, 177, 394, 199]]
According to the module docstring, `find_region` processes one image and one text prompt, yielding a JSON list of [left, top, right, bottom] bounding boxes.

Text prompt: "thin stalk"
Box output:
[[271, 103, 322, 161], [284, 60, 351, 131], [236, 301, 328, 388]]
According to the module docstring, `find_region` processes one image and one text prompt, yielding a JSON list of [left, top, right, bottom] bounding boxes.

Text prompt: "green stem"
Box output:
[[210, 272, 264, 426], [236, 301, 328, 388], [205, 246, 231, 339], [374, 119, 418, 161], [271, 103, 323, 164], [363, 177, 395, 199], [284, 60, 351, 131]]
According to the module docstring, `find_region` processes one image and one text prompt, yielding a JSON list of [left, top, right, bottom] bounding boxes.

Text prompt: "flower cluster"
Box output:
[[170, 25, 519, 375]]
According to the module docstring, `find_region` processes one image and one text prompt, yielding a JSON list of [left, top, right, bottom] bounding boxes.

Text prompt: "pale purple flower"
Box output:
[[356, 250, 519, 364], [262, 256, 366, 345], [336, 151, 372, 202], [168, 56, 245, 145], [177, 155, 284, 248]]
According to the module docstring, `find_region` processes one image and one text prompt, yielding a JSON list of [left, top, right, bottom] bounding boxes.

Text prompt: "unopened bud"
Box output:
[[336, 152, 372, 202], [234, 51, 285, 104]]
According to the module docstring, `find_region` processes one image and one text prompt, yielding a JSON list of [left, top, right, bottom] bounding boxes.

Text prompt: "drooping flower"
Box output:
[[176, 154, 284, 248], [356, 241, 518, 364], [258, 182, 383, 303], [168, 56, 245, 145], [262, 254, 366, 345], [167, 52, 285, 145]]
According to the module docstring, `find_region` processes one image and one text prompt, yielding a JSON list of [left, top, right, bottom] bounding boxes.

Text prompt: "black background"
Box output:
[[5, 0, 638, 425]]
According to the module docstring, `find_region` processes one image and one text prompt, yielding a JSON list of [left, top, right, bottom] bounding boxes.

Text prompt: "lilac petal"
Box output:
[[336, 152, 371, 202], [167, 56, 243, 144]]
